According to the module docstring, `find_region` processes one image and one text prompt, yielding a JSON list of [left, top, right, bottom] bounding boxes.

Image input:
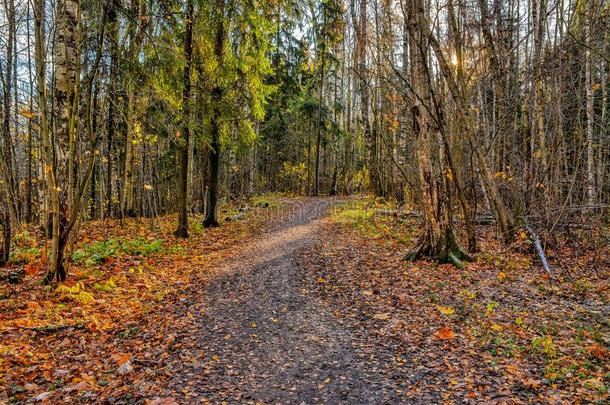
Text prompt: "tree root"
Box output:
[[404, 230, 473, 268]]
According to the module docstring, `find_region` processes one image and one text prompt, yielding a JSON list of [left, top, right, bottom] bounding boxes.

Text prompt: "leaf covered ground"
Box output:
[[302, 197, 609, 403], [1, 195, 608, 403], [0, 195, 287, 403]]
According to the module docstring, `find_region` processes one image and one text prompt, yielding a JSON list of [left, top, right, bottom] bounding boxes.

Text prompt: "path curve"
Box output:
[[163, 198, 411, 404]]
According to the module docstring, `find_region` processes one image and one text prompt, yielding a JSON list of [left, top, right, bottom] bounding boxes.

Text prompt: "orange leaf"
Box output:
[[435, 326, 455, 340], [113, 353, 131, 366], [26, 301, 40, 310], [20, 109, 37, 119], [25, 262, 42, 276], [587, 344, 608, 360]]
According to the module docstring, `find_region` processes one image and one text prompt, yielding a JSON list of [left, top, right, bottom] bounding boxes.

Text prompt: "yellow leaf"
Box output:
[[445, 169, 454, 182], [491, 323, 503, 332], [436, 305, 455, 315], [20, 109, 37, 119], [505, 364, 519, 375], [498, 272, 506, 280], [373, 313, 390, 320]]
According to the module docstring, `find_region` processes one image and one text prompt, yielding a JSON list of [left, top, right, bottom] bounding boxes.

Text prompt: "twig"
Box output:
[[133, 358, 163, 366]]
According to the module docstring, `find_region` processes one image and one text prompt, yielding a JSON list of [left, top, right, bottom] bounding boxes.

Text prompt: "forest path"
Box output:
[[161, 197, 412, 404]]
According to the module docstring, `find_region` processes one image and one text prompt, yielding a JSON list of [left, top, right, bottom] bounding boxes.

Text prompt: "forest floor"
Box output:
[[1, 196, 608, 403]]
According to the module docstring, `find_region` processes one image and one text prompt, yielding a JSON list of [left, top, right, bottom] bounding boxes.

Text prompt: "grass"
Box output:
[[331, 196, 417, 246]]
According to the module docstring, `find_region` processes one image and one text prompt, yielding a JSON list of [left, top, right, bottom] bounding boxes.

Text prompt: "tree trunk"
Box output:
[[34, 0, 60, 282], [122, 0, 146, 219], [404, 0, 470, 267], [105, 0, 119, 219], [585, 0, 596, 205], [0, 210, 10, 265], [45, 0, 81, 282], [1, 0, 20, 228], [203, 0, 225, 228], [423, 16, 515, 243], [175, 0, 194, 237], [314, 69, 325, 196]]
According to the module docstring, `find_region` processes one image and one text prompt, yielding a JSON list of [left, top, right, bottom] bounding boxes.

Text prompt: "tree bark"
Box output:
[[404, 0, 470, 266], [585, 0, 596, 205], [175, 0, 194, 237], [203, 0, 225, 228], [105, 0, 119, 219]]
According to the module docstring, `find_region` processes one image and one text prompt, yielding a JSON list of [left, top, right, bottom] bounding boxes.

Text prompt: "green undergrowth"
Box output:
[[8, 230, 40, 264], [249, 193, 285, 209], [332, 196, 417, 245], [71, 238, 166, 266]]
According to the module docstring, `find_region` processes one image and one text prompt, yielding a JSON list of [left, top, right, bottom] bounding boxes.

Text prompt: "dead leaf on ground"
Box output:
[[435, 326, 455, 340]]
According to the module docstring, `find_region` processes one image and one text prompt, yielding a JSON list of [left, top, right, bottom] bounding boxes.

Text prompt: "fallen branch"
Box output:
[[374, 209, 421, 219], [21, 324, 86, 334], [473, 215, 496, 225], [524, 222, 554, 280]]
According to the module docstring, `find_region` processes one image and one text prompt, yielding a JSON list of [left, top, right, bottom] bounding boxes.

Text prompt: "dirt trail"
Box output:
[[161, 198, 417, 404]]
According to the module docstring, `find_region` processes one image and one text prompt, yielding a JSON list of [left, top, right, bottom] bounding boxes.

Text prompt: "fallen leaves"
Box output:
[[113, 352, 131, 366], [372, 312, 390, 320], [436, 305, 455, 315], [317, 377, 332, 389], [1, 197, 289, 402], [435, 326, 455, 340], [24, 261, 42, 276], [586, 344, 608, 360], [300, 195, 610, 403], [490, 323, 503, 332]]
